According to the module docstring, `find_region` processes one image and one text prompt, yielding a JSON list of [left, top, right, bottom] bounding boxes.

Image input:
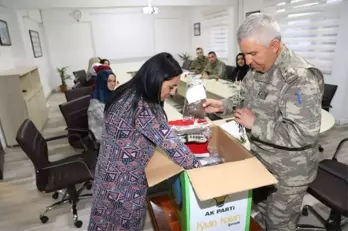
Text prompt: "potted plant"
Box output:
[[56, 66, 71, 92], [178, 53, 192, 62]]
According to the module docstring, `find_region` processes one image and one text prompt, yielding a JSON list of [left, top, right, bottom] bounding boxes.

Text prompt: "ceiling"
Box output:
[[1, 0, 235, 9]]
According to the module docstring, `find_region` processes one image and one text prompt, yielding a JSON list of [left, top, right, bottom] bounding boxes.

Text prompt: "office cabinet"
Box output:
[[0, 67, 48, 146]]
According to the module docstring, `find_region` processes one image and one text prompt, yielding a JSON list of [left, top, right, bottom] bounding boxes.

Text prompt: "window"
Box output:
[[263, 0, 344, 77], [202, 9, 229, 59]]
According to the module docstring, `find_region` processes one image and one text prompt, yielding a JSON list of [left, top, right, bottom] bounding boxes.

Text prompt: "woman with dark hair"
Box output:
[[230, 53, 249, 82], [88, 52, 202, 231], [100, 58, 110, 66], [88, 69, 117, 143]]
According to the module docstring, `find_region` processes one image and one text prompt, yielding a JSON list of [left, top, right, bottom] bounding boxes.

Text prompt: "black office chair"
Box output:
[[59, 95, 98, 151], [297, 138, 348, 231], [322, 84, 338, 112], [16, 119, 96, 228], [226, 65, 236, 81], [182, 60, 192, 70], [72, 81, 83, 89], [72, 70, 95, 88], [319, 84, 338, 153], [72, 70, 87, 83], [65, 86, 92, 102]]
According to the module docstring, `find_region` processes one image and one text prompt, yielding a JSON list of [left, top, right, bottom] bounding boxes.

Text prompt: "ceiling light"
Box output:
[[143, 0, 158, 14]]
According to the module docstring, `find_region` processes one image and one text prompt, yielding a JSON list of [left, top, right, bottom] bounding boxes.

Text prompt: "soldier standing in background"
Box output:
[[202, 51, 227, 79], [202, 13, 324, 231], [189, 47, 209, 74]]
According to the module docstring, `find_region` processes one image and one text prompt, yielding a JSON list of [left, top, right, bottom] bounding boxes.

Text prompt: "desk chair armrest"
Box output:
[[43, 159, 94, 179], [67, 128, 89, 133], [44, 134, 68, 142], [67, 128, 98, 151], [333, 138, 348, 160], [322, 105, 332, 110]]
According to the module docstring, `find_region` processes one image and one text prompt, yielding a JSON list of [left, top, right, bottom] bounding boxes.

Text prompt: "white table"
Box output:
[[320, 109, 335, 133], [164, 102, 182, 121], [213, 109, 335, 134], [178, 72, 241, 100]]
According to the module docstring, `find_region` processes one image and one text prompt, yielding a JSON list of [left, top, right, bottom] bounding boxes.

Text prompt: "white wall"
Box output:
[[0, 7, 20, 71], [188, 6, 238, 65], [41, 7, 191, 86], [239, 0, 348, 124], [0, 7, 53, 148], [0, 9, 54, 97], [329, 0, 348, 124], [0, 7, 18, 148], [20, 14, 54, 97], [2, 0, 235, 9]]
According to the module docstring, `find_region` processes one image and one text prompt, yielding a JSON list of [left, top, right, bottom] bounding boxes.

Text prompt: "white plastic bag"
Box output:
[[183, 76, 207, 119]]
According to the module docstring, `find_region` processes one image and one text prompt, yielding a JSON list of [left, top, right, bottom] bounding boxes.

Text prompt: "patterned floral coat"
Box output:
[[88, 92, 201, 231]]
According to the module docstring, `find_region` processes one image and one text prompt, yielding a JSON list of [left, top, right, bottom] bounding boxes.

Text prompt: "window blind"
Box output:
[[263, 0, 344, 77], [202, 9, 229, 59]]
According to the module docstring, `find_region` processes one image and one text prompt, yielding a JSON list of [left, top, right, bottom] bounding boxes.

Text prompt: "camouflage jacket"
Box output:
[[202, 59, 227, 79], [189, 56, 209, 74], [222, 45, 324, 186]]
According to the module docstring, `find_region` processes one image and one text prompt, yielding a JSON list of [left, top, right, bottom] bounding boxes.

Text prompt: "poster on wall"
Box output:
[[246, 10, 261, 18], [194, 23, 201, 36], [0, 20, 11, 46], [29, 30, 43, 58]]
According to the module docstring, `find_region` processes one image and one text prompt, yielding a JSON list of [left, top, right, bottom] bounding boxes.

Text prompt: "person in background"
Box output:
[[95, 64, 112, 75], [88, 52, 202, 231], [202, 51, 227, 79], [189, 47, 209, 74], [100, 59, 110, 66], [88, 69, 117, 143], [87, 57, 101, 75], [229, 53, 249, 82], [90, 63, 101, 79], [202, 13, 324, 231]]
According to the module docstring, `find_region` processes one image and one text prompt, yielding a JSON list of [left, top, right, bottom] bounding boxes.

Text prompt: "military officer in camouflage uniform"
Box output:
[[189, 47, 209, 74], [202, 51, 227, 79], [203, 13, 324, 231]]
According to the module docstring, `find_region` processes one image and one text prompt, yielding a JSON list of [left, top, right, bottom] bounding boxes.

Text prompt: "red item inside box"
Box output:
[[169, 119, 210, 157], [186, 142, 209, 153], [168, 119, 207, 126]]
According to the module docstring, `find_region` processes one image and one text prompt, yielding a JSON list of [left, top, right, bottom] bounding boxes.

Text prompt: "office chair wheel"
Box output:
[[74, 220, 83, 228], [302, 206, 309, 216], [86, 182, 92, 190], [40, 216, 49, 224], [52, 192, 59, 200]]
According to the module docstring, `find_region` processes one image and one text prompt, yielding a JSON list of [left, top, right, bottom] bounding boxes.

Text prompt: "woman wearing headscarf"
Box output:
[[88, 53, 202, 231], [88, 69, 117, 143], [229, 53, 249, 82]]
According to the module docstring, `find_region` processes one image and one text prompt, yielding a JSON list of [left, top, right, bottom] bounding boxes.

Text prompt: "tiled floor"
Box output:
[[0, 92, 346, 231]]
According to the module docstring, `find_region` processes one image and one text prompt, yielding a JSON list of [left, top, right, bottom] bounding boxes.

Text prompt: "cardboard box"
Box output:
[[146, 126, 277, 231]]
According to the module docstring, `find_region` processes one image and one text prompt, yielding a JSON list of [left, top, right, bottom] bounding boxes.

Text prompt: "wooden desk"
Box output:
[[147, 193, 263, 231]]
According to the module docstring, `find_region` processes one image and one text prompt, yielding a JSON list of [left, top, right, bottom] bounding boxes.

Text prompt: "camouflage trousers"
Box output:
[[253, 183, 308, 231]]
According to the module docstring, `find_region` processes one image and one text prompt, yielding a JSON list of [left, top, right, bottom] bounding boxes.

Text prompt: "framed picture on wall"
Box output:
[[0, 20, 11, 46], [246, 10, 261, 18], [29, 30, 43, 58], [194, 23, 201, 36]]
